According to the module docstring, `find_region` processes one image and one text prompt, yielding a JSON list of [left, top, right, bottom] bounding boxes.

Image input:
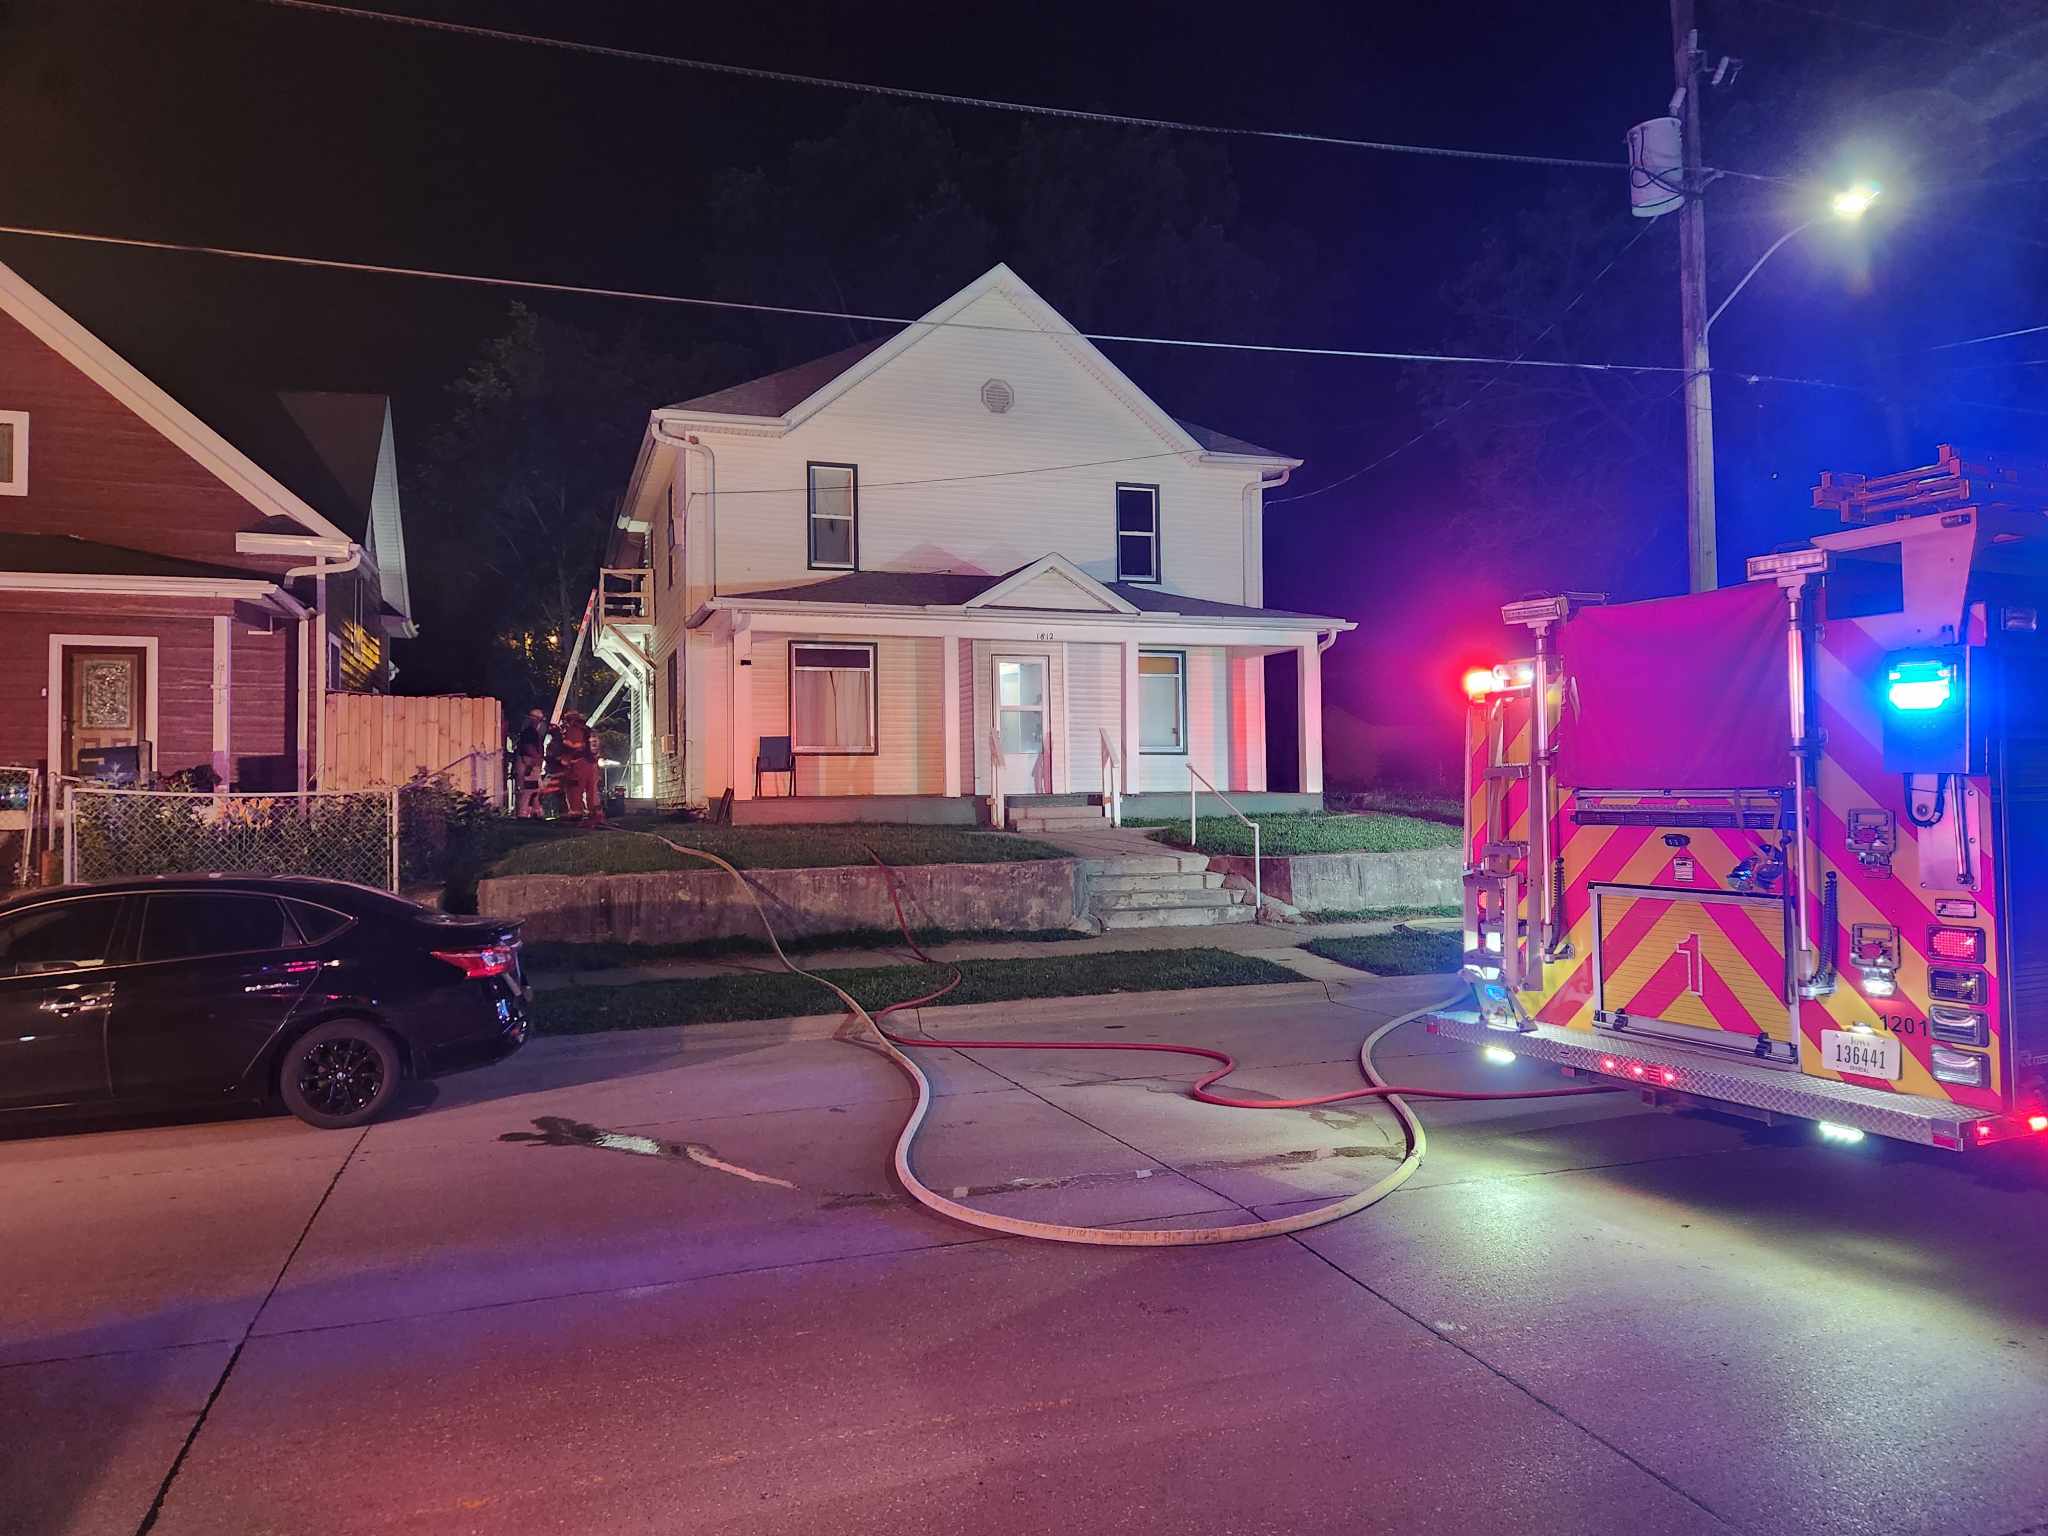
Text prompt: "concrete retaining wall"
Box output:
[[1206, 846, 1461, 912], [478, 859, 1085, 944]]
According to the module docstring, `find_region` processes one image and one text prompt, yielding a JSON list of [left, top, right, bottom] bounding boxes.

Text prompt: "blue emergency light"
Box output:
[[1886, 657, 1954, 712], [1880, 645, 1977, 773]]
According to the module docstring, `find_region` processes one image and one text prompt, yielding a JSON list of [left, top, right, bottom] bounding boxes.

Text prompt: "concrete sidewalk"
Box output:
[[526, 912, 1455, 989]]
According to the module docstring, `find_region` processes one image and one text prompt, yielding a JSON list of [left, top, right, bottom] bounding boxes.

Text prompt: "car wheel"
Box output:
[[279, 1020, 401, 1129]]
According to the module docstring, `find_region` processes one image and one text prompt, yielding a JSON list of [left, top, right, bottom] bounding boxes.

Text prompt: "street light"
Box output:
[[1706, 184, 1878, 336]]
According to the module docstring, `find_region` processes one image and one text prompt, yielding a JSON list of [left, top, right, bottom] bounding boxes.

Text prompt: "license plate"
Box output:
[[1821, 1029, 1901, 1082]]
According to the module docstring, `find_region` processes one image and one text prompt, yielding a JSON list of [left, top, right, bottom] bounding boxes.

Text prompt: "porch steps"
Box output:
[[1073, 851, 1256, 931], [1006, 795, 1111, 834]]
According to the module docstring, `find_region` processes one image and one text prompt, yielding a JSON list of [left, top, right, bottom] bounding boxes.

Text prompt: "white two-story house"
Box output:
[[597, 263, 1352, 823]]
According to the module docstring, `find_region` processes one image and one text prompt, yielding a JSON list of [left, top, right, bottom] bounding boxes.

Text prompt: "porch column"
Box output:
[[729, 622, 754, 801], [1121, 639, 1141, 795], [1228, 650, 1266, 793], [941, 632, 961, 797], [1296, 637, 1324, 795], [211, 615, 233, 786]]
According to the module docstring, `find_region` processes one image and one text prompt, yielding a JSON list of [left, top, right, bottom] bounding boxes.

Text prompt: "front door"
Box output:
[[994, 656, 1050, 796], [63, 647, 147, 774]]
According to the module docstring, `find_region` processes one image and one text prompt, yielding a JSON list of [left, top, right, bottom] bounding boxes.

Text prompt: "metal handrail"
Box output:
[[1098, 728, 1121, 827], [1188, 764, 1260, 910]]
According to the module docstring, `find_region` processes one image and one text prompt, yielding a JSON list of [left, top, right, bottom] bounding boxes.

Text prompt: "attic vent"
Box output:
[[980, 378, 1015, 414]]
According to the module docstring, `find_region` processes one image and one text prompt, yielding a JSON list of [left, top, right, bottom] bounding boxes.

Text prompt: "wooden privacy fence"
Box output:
[[322, 694, 506, 800]]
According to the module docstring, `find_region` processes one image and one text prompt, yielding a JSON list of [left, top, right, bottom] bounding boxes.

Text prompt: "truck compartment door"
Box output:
[[1593, 885, 1795, 1061]]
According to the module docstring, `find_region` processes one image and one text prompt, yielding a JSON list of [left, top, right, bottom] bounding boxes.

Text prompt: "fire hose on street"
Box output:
[[636, 832, 1614, 1247]]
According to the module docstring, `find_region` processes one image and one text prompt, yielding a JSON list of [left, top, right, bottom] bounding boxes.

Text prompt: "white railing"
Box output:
[[599, 567, 654, 626], [1098, 729, 1122, 827], [989, 727, 1007, 831], [1189, 764, 1260, 911]]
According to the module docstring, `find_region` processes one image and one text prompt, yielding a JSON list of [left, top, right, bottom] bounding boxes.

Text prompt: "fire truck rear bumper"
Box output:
[[1427, 1009, 1990, 1150]]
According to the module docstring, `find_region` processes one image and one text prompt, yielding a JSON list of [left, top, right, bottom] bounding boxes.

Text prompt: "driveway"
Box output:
[[3, 974, 2045, 1536]]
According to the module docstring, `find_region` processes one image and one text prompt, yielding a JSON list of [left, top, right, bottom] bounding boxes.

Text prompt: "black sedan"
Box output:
[[0, 875, 528, 1130]]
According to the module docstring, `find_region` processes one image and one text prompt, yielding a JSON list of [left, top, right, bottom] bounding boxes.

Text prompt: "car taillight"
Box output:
[[1927, 926, 1985, 964], [433, 946, 516, 979]]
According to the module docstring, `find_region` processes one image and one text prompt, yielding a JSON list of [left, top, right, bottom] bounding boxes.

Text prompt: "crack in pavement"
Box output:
[[133, 1124, 370, 1536]]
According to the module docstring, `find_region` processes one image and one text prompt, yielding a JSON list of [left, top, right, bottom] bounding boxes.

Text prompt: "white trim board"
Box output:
[[48, 634, 161, 778], [0, 258, 352, 543]]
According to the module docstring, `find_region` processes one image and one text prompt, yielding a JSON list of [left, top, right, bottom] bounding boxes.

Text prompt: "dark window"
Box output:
[[139, 894, 294, 963], [0, 899, 119, 977], [1116, 485, 1160, 582], [807, 463, 857, 570], [665, 480, 679, 589], [285, 901, 352, 945], [665, 650, 679, 743], [1828, 550, 1906, 620]]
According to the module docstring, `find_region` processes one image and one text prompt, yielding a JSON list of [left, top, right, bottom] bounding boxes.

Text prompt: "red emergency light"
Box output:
[[1462, 667, 1499, 701], [1927, 926, 1985, 964]]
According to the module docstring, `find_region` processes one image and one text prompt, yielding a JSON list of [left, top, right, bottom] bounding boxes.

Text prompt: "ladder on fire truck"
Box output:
[[1814, 443, 2048, 524]]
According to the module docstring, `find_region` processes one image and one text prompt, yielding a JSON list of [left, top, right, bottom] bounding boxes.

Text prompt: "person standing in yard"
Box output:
[[558, 709, 603, 825], [514, 708, 549, 819]]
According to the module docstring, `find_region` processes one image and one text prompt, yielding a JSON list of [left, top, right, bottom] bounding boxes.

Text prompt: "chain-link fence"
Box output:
[[0, 766, 39, 888], [64, 785, 399, 890]]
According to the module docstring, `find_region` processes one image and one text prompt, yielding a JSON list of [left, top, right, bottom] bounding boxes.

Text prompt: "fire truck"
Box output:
[[1432, 446, 2047, 1148]]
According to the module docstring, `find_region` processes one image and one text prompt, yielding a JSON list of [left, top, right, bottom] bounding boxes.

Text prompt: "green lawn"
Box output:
[[485, 819, 1068, 880], [1302, 905, 1460, 924], [1305, 925, 1463, 976], [1130, 812, 1460, 859], [530, 947, 1302, 1034], [522, 926, 1081, 971], [1333, 788, 1463, 824]]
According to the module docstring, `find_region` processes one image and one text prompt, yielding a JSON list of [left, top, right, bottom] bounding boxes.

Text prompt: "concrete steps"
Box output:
[[1007, 798, 1111, 834], [1097, 899, 1256, 930], [1085, 869, 1225, 894]]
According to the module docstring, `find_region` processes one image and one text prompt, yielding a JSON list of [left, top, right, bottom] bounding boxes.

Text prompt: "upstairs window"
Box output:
[[1116, 484, 1159, 583], [0, 412, 26, 496], [791, 643, 876, 754], [808, 463, 858, 570], [665, 480, 679, 589]]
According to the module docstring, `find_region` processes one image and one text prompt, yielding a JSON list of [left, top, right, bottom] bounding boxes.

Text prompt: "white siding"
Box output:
[[749, 633, 945, 795], [985, 568, 1118, 611], [1066, 642, 1121, 794], [1138, 645, 1232, 792], [689, 287, 1266, 607]]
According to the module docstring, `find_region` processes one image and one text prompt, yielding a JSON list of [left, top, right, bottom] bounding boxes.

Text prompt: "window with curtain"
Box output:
[[791, 643, 876, 754], [1115, 484, 1159, 582], [808, 463, 857, 570], [1138, 651, 1185, 752]]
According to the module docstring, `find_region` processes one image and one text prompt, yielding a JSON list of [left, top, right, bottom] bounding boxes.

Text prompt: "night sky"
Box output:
[[3, 0, 2043, 785]]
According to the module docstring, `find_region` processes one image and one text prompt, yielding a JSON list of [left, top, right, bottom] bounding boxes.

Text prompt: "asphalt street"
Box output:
[[3, 973, 2045, 1536]]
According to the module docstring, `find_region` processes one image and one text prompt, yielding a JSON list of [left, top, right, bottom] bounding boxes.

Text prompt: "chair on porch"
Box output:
[[755, 735, 795, 798]]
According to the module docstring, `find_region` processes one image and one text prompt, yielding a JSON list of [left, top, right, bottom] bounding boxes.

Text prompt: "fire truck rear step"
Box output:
[[1429, 1011, 1986, 1149]]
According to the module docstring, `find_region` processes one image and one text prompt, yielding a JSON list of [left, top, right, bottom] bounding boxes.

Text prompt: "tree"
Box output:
[[401, 305, 747, 711]]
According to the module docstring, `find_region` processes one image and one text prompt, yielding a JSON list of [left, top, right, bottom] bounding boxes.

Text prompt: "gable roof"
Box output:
[[965, 553, 1137, 614], [728, 564, 1344, 624], [656, 264, 1298, 465], [278, 392, 388, 533], [666, 338, 890, 417], [0, 251, 364, 547]]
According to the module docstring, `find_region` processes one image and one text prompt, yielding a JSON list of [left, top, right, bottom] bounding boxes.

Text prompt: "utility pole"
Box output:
[[1671, 0, 1717, 591]]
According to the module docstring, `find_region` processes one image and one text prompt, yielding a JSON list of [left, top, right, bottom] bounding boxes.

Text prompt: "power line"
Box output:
[[1271, 218, 1663, 503], [1737, 0, 2037, 66], [1923, 321, 2048, 353], [251, 0, 1784, 182], [0, 221, 1697, 377]]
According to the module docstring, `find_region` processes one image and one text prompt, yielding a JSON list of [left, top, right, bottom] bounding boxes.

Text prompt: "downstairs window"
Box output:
[[791, 643, 876, 754]]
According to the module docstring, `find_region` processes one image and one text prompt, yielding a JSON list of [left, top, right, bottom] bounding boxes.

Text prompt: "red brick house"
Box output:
[[0, 257, 415, 791]]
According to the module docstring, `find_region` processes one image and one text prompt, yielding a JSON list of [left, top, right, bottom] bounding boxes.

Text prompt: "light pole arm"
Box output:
[[1706, 219, 1817, 337]]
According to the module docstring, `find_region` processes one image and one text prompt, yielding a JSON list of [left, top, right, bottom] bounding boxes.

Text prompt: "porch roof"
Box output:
[[0, 533, 275, 584], [729, 567, 1348, 626]]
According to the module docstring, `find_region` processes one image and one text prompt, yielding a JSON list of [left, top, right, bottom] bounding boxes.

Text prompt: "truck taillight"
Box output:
[[1927, 926, 1985, 964], [433, 945, 516, 979]]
